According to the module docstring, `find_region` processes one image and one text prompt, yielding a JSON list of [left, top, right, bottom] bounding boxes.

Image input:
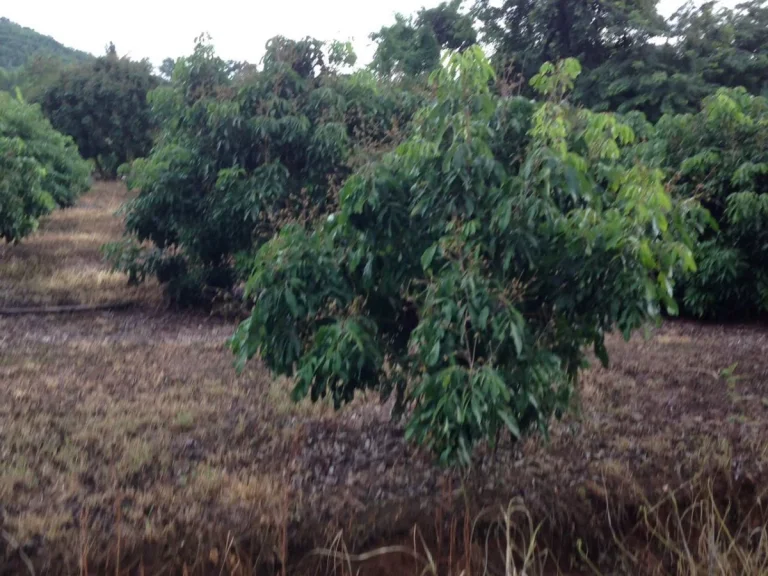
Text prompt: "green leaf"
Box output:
[[471, 398, 483, 427], [478, 306, 490, 330], [638, 240, 656, 269], [509, 323, 523, 356], [421, 244, 438, 271], [426, 341, 440, 366], [498, 409, 521, 439], [284, 289, 299, 317]]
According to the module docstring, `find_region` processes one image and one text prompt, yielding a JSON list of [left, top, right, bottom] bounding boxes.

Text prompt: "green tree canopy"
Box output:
[[669, 0, 768, 98], [475, 0, 666, 78], [476, 0, 768, 120], [159, 58, 176, 81], [39, 46, 159, 177], [110, 36, 420, 304], [231, 50, 705, 465], [371, 0, 477, 78]]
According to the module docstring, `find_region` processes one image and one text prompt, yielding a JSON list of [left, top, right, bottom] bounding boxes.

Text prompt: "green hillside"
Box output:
[[0, 17, 91, 68]]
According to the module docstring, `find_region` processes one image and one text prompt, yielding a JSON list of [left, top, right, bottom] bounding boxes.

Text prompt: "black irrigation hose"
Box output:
[[0, 301, 134, 315]]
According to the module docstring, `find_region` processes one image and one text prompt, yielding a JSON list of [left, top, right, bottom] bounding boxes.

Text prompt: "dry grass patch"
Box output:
[[2, 314, 767, 574], [0, 180, 161, 308]]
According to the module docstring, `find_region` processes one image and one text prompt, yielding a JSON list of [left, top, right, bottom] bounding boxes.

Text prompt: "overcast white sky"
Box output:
[[2, 0, 743, 68]]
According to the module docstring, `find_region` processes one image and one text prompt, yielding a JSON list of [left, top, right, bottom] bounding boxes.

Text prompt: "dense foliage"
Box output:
[[39, 45, 158, 177], [231, 51, 704, 464], [0, 17, 91, 69], [113, 37, 420, 304], [475, 0, 768, 120], [669, 1, 768, 98], [0, 92, 90, 241], [643, 89, 768, 318], [371, 0, 477, 78]]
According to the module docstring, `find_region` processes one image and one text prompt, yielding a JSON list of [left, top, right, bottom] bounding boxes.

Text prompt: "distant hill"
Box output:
[[0, 17, 92, 68]]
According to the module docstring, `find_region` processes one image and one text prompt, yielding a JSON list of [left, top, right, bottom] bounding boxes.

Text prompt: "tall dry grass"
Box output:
[[306, 483, 767, 576]]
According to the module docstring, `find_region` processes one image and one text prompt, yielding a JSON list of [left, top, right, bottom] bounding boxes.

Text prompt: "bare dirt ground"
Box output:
[[2, 183, 768, 575]]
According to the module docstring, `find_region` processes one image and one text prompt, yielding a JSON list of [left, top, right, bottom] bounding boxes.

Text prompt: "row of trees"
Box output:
[[1, 34, 158, 178], [0, 26, 157, 239], [372, 0, 768, 120], [3, 1, 766, 462], [111, 42, 765, 465], [649, 89, 768, 317], [106, 2, 767, 463], [109, 1, 767, 317], [0, 92, 90, 241], [0, 20, 95, 242], [6, 0, 766, 180]]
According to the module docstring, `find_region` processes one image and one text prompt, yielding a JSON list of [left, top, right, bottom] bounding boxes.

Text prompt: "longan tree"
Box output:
[[231, 50, 704, 464]]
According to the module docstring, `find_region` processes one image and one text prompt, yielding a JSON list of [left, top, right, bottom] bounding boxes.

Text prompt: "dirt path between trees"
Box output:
[[2, 183, 768, 575]]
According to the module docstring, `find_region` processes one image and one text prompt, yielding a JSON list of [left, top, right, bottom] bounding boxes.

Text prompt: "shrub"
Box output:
[[113, 37, 420, 305], [0, 91, 90, 242], [231, 51, 702, 465]]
